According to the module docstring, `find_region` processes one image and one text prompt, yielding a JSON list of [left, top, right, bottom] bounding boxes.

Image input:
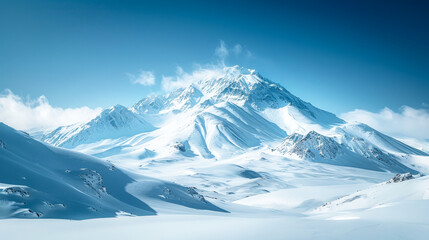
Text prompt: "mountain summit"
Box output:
[[132, 66, 343, 127]]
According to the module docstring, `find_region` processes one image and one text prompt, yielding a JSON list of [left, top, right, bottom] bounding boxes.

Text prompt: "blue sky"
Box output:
[[1, 0, 429, 115]]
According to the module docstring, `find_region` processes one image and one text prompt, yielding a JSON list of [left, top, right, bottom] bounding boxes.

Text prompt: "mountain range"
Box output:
[[41, 65, 427, 170]]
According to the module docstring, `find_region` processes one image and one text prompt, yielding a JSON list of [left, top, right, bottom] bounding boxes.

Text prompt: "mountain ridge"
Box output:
[[40, 65, 426, 174]]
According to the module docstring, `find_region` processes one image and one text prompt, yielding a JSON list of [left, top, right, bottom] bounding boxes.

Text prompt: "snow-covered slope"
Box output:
[[42, 105, 154, 148], [0, 123, 225, 219], [135, 101, 287, 159], [336, 123, 427, 156], [313, 173, 429, 214]]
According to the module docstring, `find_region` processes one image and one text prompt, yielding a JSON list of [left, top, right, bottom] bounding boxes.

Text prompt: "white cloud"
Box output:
[[129, 70, 155, 86], [0, 90, 102, 131], [214, 40, 252, 62], [161, 65, 225, 92], [340, 106, 429, 141]]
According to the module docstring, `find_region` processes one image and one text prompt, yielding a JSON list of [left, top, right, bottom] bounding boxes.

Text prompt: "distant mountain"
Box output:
[[42, 105, 154, 148]]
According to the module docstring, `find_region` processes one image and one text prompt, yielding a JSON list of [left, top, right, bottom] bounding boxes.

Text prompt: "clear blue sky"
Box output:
[[1, 0, 428, 114]]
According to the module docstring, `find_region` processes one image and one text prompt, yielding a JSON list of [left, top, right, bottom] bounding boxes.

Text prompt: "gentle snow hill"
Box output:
[[0, 123, 225, 219], [313, 173, 429, 215], [42, 105, 154, 148]]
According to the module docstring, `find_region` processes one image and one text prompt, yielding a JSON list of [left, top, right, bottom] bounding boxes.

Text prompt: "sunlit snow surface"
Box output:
[[2, 66, 429, 239]]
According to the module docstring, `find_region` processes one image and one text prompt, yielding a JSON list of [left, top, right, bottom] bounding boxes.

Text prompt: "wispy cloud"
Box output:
[[214, 40, 252, 62], [129, 70, 156, 86], [214, 40, 229, 61], [232, 44, 242, 55], [0, 90, 102, 131], [161, 41, 253, 92], [161, 65, 225, 92], [340, 106, 429, 151]]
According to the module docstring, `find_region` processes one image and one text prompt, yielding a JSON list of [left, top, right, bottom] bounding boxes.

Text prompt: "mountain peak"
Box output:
[[221, 65, 258, 78], [195, 65, 264, 90], [110, 104, 128, 111], [131, 65, 344, 128]]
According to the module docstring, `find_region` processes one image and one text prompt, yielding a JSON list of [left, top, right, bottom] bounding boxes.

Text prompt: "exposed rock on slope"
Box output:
[[276, 131, 342, 159], [275, 130, 418, 173]]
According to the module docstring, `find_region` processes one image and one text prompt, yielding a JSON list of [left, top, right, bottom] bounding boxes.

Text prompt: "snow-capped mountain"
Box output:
[[41, 65, 427, 174], [42, 104, 154, 148]]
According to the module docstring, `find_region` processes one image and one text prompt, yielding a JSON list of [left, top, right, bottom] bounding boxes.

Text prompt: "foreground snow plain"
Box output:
[[2, 205, 429, 240]]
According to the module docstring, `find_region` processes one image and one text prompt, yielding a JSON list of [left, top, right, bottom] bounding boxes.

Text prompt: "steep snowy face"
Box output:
[[95, 105, 151, 130], [132, 95, 166, 114], [337, 123, 428, 156], [42, 105, 153, 148], [165, 85, 204, 111], [184, 102, 287, 159]]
